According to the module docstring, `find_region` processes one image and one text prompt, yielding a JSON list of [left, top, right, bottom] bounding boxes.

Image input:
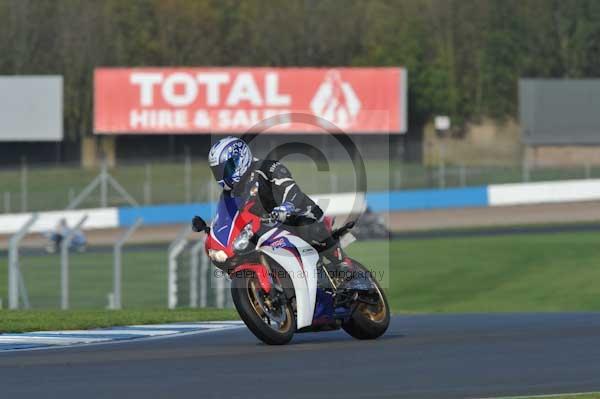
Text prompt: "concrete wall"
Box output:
[[526, 146, 600, 166], [423, 117, 521, 166]]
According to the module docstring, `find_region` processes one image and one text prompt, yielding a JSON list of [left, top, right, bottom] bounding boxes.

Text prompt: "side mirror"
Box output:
[[191, 216, 210, 233]]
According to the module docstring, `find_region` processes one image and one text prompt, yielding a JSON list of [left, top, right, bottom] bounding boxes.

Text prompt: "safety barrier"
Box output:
[[366, 186, 488, 212], [0, 208, 118, 235], [2, 178, 600, 234]]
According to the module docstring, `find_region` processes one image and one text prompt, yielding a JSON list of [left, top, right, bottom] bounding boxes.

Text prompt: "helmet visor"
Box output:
[[210, 158, 237, 186]]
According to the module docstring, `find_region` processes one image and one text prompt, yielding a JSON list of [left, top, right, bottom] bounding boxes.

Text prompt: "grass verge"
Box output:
[[346, 231, 600, 313], [3, 230, 600, 331], [0, 308, 238, 333]]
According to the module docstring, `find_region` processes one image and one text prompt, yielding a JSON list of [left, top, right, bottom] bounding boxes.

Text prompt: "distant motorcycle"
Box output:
[[192, 180, 389, 345], [352, 207, 390, 240], [43, 229, 87, 254]]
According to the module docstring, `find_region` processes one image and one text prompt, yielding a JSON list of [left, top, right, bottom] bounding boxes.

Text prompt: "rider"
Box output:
[[208, 136, 341, 260]]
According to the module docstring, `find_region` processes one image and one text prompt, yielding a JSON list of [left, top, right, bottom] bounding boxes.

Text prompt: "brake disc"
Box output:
[[257, 292, 287, 325]]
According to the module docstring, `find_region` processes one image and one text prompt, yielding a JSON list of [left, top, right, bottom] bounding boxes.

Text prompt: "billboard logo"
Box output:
[[310, 70, 361, 128]]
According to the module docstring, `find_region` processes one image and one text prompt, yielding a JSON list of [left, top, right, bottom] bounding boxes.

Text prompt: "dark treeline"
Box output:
[[1, 0, 600, 140]]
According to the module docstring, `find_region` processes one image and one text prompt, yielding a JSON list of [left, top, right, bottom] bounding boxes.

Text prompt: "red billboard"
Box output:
[[94, 67, 406, 134]]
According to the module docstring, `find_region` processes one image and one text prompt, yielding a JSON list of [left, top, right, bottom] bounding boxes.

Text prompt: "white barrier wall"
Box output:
[[0, 208, 118, 235], [2, 179, 599, 235], [310, 192, 367, 216], [488, 179, 600, 207]]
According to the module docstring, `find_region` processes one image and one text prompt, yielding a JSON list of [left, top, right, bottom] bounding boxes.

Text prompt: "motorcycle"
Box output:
[[43, 229, 87, 254], [191, 180, 390, 345]]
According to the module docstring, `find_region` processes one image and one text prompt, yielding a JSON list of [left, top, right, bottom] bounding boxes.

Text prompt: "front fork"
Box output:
[[229, 254, 289, 318], [318, 242, 348, 291], [258, 253, 286, 294], [231, 248, 348, 322]]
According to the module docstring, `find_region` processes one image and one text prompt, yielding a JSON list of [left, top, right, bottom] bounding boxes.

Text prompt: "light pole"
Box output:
[[434, 116, 451, 188]]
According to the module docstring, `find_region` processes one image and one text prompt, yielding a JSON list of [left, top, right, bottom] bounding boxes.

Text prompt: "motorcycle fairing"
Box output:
[[211, 193, 241, 248], [230, 263, 272, 293], [257, 228, 319, 329], [312, 288, 335, 326], [205, 195, 260, 257]]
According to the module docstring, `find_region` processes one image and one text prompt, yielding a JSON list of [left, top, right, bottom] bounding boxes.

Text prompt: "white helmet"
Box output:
[[208, 137, 252, 190]]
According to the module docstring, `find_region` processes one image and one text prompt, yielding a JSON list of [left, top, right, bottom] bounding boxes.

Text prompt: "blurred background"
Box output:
[[2, 0, 600, 314]]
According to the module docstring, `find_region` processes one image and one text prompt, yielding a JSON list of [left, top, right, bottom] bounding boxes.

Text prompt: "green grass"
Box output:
[[0, 247, 235, 310], [0, 308, 238, 333], [0, 248, 168, 309], [346, 231, 600, 313], [1, 159, 595, 212], [395, 220, 600, 236], [2, 231, 600, 314]]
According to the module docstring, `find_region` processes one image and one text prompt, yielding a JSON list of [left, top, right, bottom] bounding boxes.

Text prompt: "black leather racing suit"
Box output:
[[232, 159, 334, 250]]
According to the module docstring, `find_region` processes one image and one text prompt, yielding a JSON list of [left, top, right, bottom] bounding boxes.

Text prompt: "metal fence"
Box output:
[[2, 156, 600, 213], [0, 156, 215, 213], [2, 216, 230, 310]]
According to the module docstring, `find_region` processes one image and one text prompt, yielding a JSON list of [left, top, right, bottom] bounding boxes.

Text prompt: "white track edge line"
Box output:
[[478, 391, 600, 399], [0, 322, 245, 354]]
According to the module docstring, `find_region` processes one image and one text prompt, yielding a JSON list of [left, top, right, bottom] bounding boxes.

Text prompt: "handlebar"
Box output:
[[331, 221, 356, 239], [261, 215, 278, 224]]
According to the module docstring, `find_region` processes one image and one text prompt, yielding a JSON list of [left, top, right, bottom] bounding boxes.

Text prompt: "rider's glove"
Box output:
[[271, 202, 296, 223]]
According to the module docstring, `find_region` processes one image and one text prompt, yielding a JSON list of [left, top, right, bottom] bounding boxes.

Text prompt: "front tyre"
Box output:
[[342, 262, 390, 340], [231, 271, 295, 345]]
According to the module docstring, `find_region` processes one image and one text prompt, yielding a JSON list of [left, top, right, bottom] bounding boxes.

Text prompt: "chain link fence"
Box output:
[[0, 234, 232, 309], [1, 156, 599, 213]]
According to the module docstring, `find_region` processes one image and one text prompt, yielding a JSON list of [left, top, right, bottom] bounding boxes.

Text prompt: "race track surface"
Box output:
[[2, 313, 600, 399]]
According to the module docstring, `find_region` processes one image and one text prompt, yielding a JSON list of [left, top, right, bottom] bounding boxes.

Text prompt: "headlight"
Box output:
[[233, 223, 254, 252], [209, 249, 228, 263]]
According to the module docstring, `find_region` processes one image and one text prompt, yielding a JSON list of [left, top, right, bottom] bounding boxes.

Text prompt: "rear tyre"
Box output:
[[231, 271, 295, 345], [342, 261, 390, 340]]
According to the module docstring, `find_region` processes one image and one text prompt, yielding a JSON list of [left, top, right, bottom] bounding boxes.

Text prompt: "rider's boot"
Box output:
[[322, 246, 354, 285], [329, 247, 374, 292]]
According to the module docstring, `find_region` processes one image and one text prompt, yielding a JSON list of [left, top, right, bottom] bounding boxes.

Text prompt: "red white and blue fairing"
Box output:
[[205, 194, 319, 329]]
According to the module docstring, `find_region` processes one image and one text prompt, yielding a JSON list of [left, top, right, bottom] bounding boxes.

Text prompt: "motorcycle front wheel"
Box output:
[[231, 271, 296, 345], [342, 261, 390, 340]]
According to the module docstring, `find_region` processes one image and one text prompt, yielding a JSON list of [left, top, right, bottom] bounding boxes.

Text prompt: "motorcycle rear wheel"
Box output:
[[342, 261, 390, 340], [231, 271, 295, 345]]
